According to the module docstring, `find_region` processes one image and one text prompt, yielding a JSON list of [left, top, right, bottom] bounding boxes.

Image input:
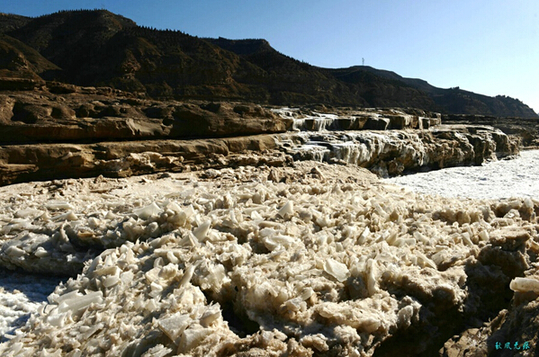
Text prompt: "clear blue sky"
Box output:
[[2, 0, 538, 113]]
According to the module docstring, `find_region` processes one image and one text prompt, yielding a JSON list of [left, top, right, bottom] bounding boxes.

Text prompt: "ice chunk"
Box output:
[[478, 230, 489, 242], [56, 291, 104, 314], [397, 305, 415, 329], [278, 201, 294, 218], [34, 246, 50, 257], [134, 202, 161, 219], [80, 322, 104, 340], [178, 326, 212, 353], [46, 310, 70, 327], [509, 277, 539, 293], [143, 345, 173, 357], [179, 265, 196, 288], [263, 235, 297, 251], [300, 334, 329, 352], [149, 282, 164, 298], [300, 287, 314, 300], [52, 211, 78, 222], [283, 297, 306, 313], [193, 221, 211, 241], [366, 259, 378, 295], [46, 200, 73, 210], [358, 227, 370, 244], [324, 258, 349, 282], [15, 208, 44, 219], [158, 313, 191, 343], [199, 304, 221, 327], [5, 245, 25, 257], [102, 275, 120, 288]]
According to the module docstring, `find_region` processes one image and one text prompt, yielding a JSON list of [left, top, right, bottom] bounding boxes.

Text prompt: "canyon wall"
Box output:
[[0, 86, 520, 186]]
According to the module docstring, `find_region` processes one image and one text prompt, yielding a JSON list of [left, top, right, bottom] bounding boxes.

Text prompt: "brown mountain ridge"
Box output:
[[0, 9, 537, 118]]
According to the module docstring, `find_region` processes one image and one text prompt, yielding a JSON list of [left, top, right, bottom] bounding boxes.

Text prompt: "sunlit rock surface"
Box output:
[[1, 103, 519, 185], [0, 162, 538, 356]]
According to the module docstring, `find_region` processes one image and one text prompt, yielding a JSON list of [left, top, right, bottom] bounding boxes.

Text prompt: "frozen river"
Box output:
[[384, 149, 539, 200], [1, 149, 538, 341], [0, 269, 65, 341]]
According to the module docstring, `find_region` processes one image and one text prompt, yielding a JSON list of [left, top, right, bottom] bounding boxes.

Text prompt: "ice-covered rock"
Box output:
[[277, 124, 517, 177]]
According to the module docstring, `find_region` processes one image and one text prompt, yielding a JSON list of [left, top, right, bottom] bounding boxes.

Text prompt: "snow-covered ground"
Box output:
[[384, 150, 539, 200]]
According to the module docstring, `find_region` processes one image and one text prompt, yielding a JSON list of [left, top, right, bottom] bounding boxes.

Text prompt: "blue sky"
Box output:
[[2, 0, 538, 113]]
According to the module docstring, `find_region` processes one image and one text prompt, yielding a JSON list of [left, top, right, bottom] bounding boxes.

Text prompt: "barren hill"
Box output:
[[0, 9, 537, 117]]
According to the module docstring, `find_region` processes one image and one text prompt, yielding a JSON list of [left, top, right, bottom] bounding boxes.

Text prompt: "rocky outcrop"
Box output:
[[274, 108, 518, 176], [0, 85, 294, 185], [0, 124, 519, 185], [0, 135, 291, 186], [0, 87, 287, 144], [277, 107, 442, 132], [281, 127, 517, 177], [0, 88, 520, 185], [443, 113, 539, 149]]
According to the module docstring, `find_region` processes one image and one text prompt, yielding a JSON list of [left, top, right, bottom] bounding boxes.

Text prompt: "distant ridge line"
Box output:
[[0, 9, 536, 118]]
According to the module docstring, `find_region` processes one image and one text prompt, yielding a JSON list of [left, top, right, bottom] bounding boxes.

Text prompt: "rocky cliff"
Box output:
[[442, 113, 539, 149], [0, 83, 520, 186]]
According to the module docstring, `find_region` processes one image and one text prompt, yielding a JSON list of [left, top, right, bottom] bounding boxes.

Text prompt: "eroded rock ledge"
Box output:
[[0, 85, 520, 185], [443, 113, 539, 149], [0, 125, 519, 186], [0, 162, 538, 356]]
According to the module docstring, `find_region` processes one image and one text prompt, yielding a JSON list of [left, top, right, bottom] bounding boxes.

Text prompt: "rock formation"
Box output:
[[275, 108, 518, 176], [0, 87, 286, 144], [443, 113, 539, 149], [0, 83, 521, 185]]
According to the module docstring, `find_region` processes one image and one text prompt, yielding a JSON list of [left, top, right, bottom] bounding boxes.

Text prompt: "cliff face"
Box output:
[[0, 83, 520, 186], [442, 113, 539, 148], [0, 10, 537, 117]]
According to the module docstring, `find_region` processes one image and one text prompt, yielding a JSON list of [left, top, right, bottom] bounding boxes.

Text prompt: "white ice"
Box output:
[[1, 149, 538, 343], [0, 269, 64, 340], [384, 150, 539, 200]]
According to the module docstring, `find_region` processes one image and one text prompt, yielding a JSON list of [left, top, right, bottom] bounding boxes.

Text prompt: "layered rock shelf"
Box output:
[[278, 125, 517, 176], [442, 113, 539, 149], [0, 86, 520, 185]]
